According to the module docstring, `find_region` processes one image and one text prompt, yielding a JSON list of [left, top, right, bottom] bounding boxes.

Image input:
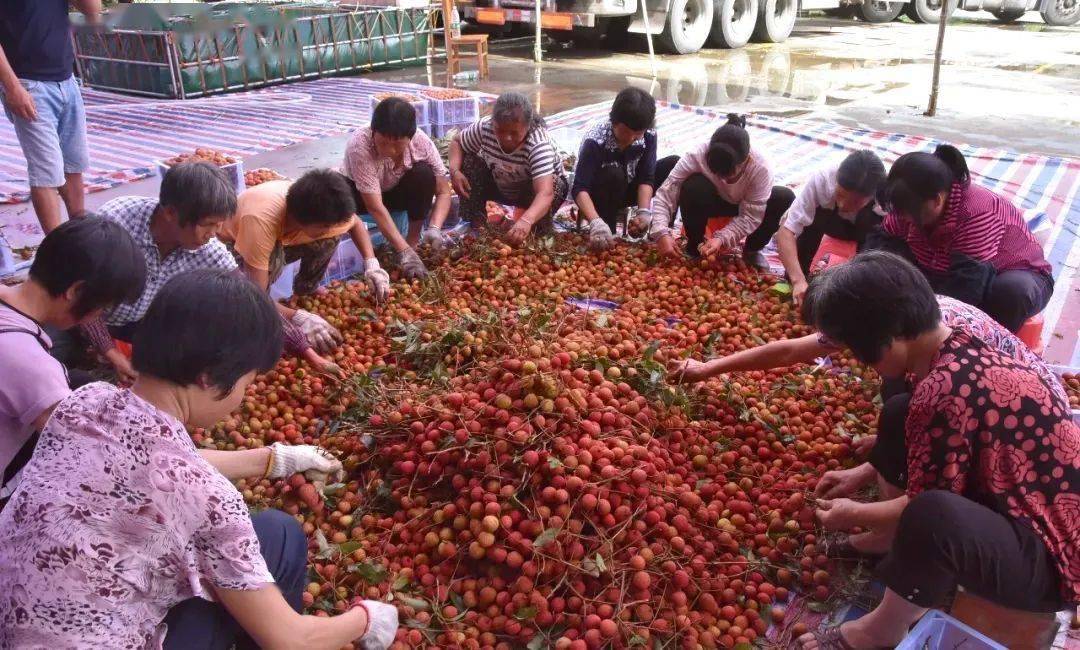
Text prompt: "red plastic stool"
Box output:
[[1016, 313, 1045, 355], [113, 339, 133, 358], [810, 235, 857, 273], [680, 216, 734, 240]]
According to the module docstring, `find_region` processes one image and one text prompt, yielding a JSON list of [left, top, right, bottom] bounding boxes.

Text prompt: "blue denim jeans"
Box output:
[[1, 75, 89, 188]]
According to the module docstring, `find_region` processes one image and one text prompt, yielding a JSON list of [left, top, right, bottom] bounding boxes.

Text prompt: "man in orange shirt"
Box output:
[[219, 169, 390, 354]]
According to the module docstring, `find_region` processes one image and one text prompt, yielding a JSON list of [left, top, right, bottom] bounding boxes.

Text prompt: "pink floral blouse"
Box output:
[[0, 383, 272, 649]]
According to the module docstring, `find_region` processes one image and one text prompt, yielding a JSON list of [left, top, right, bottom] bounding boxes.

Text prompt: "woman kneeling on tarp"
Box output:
[[0, 270, 397, 650], [793, 251, 1078, 650]]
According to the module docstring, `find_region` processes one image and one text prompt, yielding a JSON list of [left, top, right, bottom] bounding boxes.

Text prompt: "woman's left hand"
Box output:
[[504, 220, 532, 247], [815, 498, 863, 531], [698, 237, 728, 258]]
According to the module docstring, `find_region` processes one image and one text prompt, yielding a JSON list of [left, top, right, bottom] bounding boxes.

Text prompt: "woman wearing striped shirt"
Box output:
[[448, 92, 568, 248], [870, 145, 1053, 332]]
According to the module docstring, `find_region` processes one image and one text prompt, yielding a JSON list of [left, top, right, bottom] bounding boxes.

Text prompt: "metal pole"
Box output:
[[925, 1, 949, 116], [640, 0, 658, 77], [534, 0, 543, 62]]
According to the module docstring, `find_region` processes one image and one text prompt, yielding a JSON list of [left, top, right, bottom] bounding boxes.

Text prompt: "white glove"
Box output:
[[420, 227, 449, 251], [268, 443, 343, 480], [291, 310, 342, 354], [588, 218, 614, 251], [364, 258, 391, 305], [398, 247, 429, 281], [357, 600, 399, 650], [629, 208, 653, 237]]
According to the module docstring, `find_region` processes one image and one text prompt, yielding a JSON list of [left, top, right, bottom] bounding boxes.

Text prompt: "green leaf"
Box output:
[[527, 633, 549, 650], [314, 530, 333, 559], [629, 635, 648, 647], [404, 617, 430, 630], [642, 339, 660, 361], [547, 457, 563, 469], [807, 600, 832, 613], [581, 556, 600, 577], [336, 540, 362, 556], [514, 605, 538, 620], [391, 573, 411, 591], [770, 281, 792, 297], [397, 595, 431, 611], [594, 553, 607, 574], [350, 560, 389, 584], [733, 643, 754, 650], [534, 527, 559, 547]]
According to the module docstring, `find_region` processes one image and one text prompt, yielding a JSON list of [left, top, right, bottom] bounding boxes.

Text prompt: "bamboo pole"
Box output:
[[925, 0, 949, 116], [534, 0, 543, 62], [640, 0, 658, 77]]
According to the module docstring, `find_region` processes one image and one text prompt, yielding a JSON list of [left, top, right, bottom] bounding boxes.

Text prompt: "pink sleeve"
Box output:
[[0, 336, 70, 429], [417, 133, 448, 178], [649, 154, 699, 233], [193, 483, 273, 592], [344, 133, 381, 195]]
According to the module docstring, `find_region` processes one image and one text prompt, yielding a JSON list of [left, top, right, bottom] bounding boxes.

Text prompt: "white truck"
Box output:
[[458, 0, 1077, 55]]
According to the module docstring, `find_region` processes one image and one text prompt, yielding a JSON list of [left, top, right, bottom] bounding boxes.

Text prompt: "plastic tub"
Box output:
[[1048, 364, 1080, 424], [896, 611, 1006, 650], [157, 158, 245, 197], [424, 94, 480, 125], [369, 94, 430, 126]]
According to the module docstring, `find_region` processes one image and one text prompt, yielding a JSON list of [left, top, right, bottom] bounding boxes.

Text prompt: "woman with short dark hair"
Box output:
[[0, 217, 146, 506], [573, 87, 658, 250], [776, 150, 886, 305], [0, 270, 398, 650], [449, 92, 569, 248], [646, 114, 794, 270], [342, 97, 453, 278], [869, 144, 1053, 332], [792, 252, 1079, 650]]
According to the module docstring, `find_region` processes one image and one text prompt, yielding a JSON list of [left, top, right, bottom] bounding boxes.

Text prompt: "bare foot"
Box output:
[[798, 616, 908, 649]]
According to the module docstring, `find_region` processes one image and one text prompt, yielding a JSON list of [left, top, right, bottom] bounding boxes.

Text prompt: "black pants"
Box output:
[[458, 152, 570, 231], [794, 205, 882, 276], [877, 490, 1066, 612], [869, 389, 911, 489], [655, 155, 794, 257], [162, 509, 307, 650], [346, 162, 436, 227], [582, 164, 641, 233], [980, 269, 1054, 334]]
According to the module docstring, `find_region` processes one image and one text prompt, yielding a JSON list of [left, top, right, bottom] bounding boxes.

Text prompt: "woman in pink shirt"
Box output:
[[644, 114, 794, 270], [0, 270, 398, 650]]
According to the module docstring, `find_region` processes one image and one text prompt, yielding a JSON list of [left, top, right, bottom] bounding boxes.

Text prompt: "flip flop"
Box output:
[[819, 532, 865, 561], [805, 625, 855, 650]]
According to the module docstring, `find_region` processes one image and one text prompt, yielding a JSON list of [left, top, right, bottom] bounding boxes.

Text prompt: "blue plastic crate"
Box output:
[[896, 611, 1006, 650]]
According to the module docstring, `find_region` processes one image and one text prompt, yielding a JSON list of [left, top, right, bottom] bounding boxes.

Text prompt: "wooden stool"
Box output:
[[948, 591, 1059, 650], [448, 33, 489, 77]]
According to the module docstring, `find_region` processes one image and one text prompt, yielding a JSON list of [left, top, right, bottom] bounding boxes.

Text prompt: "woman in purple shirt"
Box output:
[[0, 270, 398, 649]]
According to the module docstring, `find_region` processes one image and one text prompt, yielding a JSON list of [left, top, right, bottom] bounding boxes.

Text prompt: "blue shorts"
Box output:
[[358, 209, 410, 249], [1, 75, 89, 188]]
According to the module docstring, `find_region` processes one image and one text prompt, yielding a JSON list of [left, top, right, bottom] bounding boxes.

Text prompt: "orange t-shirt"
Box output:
[[220, 180, 356, 271]]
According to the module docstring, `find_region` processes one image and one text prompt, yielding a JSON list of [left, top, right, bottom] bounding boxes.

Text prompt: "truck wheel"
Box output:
[[707, 0, 758, 48], [904, 0, 957, 22], [1040, 0, 1080, 24], [990, 7, 1026, 20], [858, 0, 904, 21], [751, 0, 796, 42], [659, 0, 715, 54]]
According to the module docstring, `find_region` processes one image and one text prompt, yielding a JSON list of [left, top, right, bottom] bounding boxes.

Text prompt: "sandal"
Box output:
[[805, 625, 855, 650], [819, 532, 865, 561]]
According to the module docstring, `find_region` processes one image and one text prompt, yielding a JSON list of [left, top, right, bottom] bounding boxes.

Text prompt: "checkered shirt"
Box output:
[[100, 197, 237, 327]]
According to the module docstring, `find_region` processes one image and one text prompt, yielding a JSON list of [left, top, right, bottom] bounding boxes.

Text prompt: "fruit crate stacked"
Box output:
[[422, 88, 480, 138], [369, 93, 431, 131], [156, 149, 245, 196]]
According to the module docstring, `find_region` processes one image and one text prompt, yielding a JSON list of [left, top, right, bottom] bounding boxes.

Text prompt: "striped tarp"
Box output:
[[0, 78, 489, 206], [548, 101, 1080, 366]]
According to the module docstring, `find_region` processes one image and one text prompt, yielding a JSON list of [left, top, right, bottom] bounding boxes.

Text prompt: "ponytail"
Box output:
[[706, 114, 750, 177], [933, 144, 969, 185], [881, 144, 968, 219]]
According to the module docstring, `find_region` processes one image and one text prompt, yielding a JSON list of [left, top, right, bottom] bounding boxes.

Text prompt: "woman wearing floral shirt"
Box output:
[[0, 270, 397, 650], [795, 251, 1078, 650]]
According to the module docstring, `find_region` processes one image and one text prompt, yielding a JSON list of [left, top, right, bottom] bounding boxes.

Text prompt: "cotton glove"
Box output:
[[398, 247, 429, 281], [356, 600, 399, 650], [628, 208, 652, 238], [588, 218, 614, 251], [364, 258, 391, 305], [291, 310, 342, 354], [420, 226, 449, 251], [268, 443, 343, 488]]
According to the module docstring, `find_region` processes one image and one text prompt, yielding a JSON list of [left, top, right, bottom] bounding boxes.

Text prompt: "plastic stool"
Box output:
[[1016, 313, 1045, 355], [679, 216, 733, 240], [810, 235, 857, 273], [113, 339, 132, 359]]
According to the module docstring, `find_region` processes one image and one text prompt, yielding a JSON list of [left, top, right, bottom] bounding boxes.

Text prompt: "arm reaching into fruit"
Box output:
[[448, 137, 471, 199], [198, 444, 343, 483], [669, 334, 830, 383], [775, 226, 809, 305], [505, 175, 556, 248], [217, 586, 397, 650]]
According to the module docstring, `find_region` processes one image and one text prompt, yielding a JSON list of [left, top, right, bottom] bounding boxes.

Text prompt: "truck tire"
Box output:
[[659, 0, 714, 54], [990, 7, 1026, 20], [904, 0, 957, 21], [707, 0, 758, 48], [858, 0, 905, 21], [1040, 0, 1080, 24], [751, 0, 796, 42]]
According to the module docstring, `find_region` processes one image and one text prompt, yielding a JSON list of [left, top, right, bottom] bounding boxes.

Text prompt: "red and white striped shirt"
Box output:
[[881, 182, 1050, 276]]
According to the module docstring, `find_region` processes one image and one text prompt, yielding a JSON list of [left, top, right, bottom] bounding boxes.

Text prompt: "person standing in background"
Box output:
[[0, 1, 100, 233]]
